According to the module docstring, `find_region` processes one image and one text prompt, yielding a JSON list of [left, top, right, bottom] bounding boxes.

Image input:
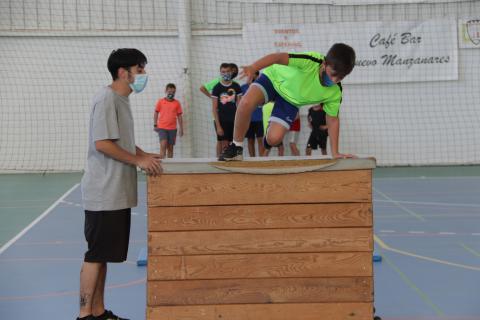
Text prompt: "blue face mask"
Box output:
[[221, 73, 232, 81], [321, 71, 334, 87], [129, 74, 148, 93]]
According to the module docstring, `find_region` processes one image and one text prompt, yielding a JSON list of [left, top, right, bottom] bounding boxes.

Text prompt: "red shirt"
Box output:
[[155, 98, 182, 130], [290, 118, 300, 131]]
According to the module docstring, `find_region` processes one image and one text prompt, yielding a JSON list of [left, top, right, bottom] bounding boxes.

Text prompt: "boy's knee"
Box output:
[[264, 135, 283, 148]]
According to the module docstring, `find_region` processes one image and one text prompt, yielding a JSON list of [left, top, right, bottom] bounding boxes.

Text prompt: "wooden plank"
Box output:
[[147, 302, 373, 320], [147, 277, 373, 306], [148, 203, 372, 231], [148, 252, 372, 280], [148, 170, 371, 207], [149, 228, 372, 256]]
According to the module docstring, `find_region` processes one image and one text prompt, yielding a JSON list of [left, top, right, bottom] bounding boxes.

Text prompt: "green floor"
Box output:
[[0, 173, 82, 247], [1, 166, 479, 248]]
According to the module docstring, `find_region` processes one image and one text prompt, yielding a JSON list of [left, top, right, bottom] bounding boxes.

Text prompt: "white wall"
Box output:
[[1, 0, 479, 170]]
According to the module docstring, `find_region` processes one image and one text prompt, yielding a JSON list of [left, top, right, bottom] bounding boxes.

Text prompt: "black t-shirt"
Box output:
[[212, 81, 242, 123], [308, 106, 327, 132]]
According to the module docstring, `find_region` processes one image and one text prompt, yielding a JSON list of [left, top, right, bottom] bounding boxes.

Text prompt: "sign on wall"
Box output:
[[243, 19, 458, 84], [458, 18, 480, 48]]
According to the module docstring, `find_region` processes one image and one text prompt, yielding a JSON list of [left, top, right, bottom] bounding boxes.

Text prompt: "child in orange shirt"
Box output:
[[154, 83, 183, 158]]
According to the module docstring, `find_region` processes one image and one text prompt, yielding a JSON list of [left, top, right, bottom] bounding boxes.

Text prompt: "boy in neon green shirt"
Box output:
[[219, 43, 356, 161]]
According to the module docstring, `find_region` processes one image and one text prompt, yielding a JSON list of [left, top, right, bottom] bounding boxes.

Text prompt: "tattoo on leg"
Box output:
[[80, 293, 90, 308]]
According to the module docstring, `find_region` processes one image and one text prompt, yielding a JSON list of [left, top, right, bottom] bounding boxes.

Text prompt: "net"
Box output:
[[0, 0, 479, 171]]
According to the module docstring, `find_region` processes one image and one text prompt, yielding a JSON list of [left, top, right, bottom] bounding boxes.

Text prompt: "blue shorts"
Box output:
[[251, 74, 299, 129]]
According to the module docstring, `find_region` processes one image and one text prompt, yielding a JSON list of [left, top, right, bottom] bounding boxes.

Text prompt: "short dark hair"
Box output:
[[107, 48, 147, 80], [325, 43, 356, 78], [229, 63, 239, 79], [220, 63, 230, 70], [166, 83, 176, 90]]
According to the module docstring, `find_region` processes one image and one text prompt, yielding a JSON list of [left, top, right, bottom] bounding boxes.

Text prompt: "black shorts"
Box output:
[[216, 121, 234, 142], [246, 121, 264, 139], [307, 130, 328, 150], [84, 209, 131, 263]]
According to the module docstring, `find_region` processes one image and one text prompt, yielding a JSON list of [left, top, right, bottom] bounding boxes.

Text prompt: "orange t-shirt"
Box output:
[[155, 98, 182, 130]]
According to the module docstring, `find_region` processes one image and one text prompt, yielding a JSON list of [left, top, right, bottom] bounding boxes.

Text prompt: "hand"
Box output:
[[216, 126, 224, 137], [178, 129, 184, 137], [319, 125, 328, 131], [239, 65, 257, 83], [333, 153, 357, 159], [136, 154, 162, 176], [153, 125, 159, 132]]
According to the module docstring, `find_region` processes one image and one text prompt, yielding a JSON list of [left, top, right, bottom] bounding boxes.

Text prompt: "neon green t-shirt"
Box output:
[[262, 51, 342, 117], [262, 102, 274, 135]]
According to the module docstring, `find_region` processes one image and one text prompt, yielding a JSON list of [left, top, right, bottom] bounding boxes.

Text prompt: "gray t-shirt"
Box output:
[[81, 86, 138, 211]]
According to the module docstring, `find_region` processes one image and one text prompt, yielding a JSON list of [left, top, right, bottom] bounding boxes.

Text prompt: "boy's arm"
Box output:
[[200, 85, 211, 98], [153, 111, 159, 129], [177, 114, 184, 137], [242, 53, 289, 82], [95, 140, 162, 175], [326, 115, 355, 159], [212, 98, 223, 135]]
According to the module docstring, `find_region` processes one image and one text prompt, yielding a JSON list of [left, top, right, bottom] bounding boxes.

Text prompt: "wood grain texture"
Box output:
[[147, 302, 373, 320], [148, 203, 372, 231], [147, 277, 373, 306], [148, 252, 372, 280], [148, 228, 373, 256], [147, 170, 371, 207]]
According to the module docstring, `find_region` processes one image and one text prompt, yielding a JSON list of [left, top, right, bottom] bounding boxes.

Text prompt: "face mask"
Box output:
[[129, 74, 148, 93], [321, 71, 334, 87], [221, 73, 232, 81], [167, 93, 175, 100]]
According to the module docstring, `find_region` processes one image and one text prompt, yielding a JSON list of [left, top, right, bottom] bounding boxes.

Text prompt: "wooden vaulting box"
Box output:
[[147, 158, 376, 320]]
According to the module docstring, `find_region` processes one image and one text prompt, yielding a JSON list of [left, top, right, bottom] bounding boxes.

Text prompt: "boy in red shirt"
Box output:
[[154, 83, 183, 158]]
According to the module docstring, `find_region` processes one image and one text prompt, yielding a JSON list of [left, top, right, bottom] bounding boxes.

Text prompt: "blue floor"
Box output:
[[1, 172, 480, 319]]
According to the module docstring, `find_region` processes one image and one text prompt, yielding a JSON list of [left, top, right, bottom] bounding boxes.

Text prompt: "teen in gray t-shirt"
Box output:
[[81, 86, 138, 211], [77, 49, 162, 320]]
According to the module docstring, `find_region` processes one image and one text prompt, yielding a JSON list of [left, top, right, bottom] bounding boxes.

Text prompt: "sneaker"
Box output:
[[94, 310, 129, 320], [218, 143, 243, 161]]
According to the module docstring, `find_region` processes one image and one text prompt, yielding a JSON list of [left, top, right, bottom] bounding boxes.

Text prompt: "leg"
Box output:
[[247, 138, 255, 157], [265, 122, 288, 147], [278, 143, 285, 156], [233, 85, 265, 143], [159, 139, 167, 159], [221, 139, 229, 151], [216, 141, 222, 157], [166, 130, 176, 158], [256, 137, 265, 157], [290, 142, 300, 156], [91, 263, 107, 316], [79, 262, 102, 317], [306, 147, 312, 156], [321, 148, 327, 155], [167, 145, 174, 158]]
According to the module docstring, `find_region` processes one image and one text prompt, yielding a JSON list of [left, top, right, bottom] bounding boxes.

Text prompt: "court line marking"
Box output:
[[459, 243, 480, 258], [374, 235, 480, 272], [374, 175, 480, 181], [374, 199, 480, 208], [374, 188, 426, 221], [0, 277, 145, 301], [379, 250, 445, 316], [0, 183, 79, 256]]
